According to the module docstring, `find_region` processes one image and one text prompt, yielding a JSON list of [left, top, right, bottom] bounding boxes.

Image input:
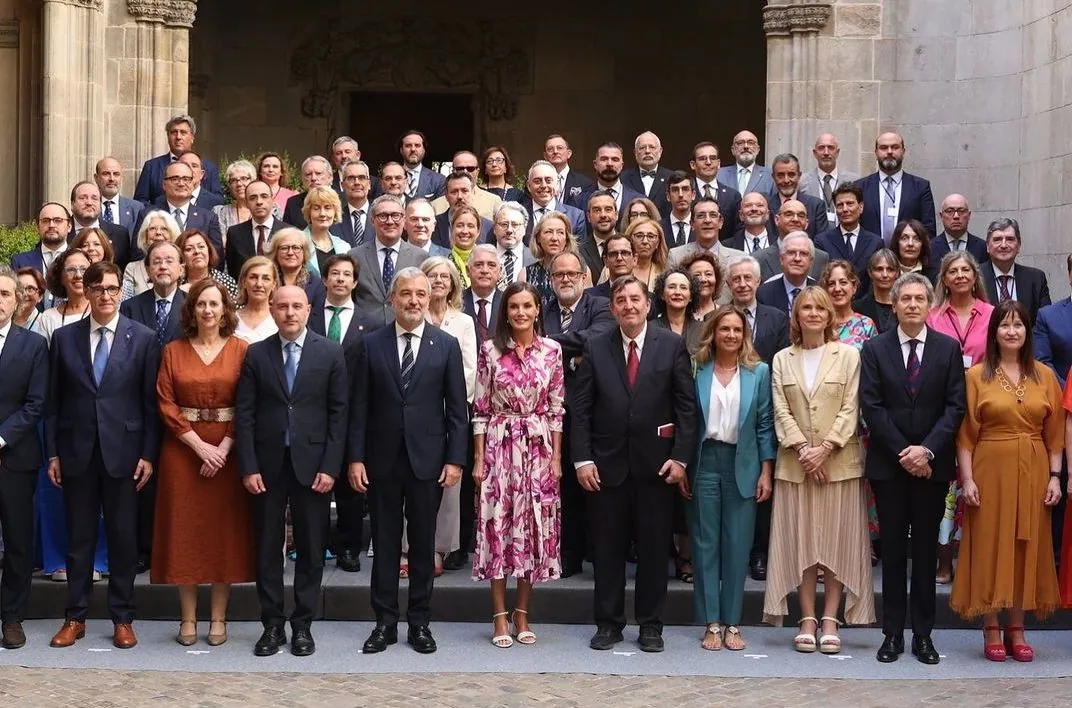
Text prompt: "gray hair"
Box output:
[[265, 226, 313, 263], [135, 209, 182, 251], [166, 114, 196, 134], [526, 159, 556, 181], [493, 201, 529, 228], [406, 197, 434, 214], [340, 159, 370, 176], [372, 193, 405, 214], [468, 244, 500, 265], [331, 136, 359, 152], [225, 159, 257, 182], [300, 155, 332, 173], [549, 251, 583, 273], [986, 217, 1021, 242], [778, 231, 813, 255], [420, 256, 463, 310], [389, 266, 429, 296], [0, 264, 23, 305], [891, 271, 935, 305], [770, 153, 800, 170], [728, 255, 762, 280]]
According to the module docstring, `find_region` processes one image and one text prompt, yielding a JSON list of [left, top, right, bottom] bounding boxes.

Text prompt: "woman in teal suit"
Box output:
[[690, 305, 776, 651]]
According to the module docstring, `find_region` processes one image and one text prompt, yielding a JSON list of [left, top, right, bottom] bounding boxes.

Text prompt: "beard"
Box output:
[[880, 157, 902, 172], [736, 152, 756, 168]]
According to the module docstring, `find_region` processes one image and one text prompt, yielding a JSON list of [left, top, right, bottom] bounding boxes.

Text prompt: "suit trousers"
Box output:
[[588, 475, 675, 631], [251, 450, 331, 630], [559, 409, 589, 565], [333, 478, 366, 554], [689, 441, 755, 626], [0, 465, 38, 622], [62, 442, 138, 624], [871, 473, 948, 637], [136, 472, 157, 562], [369, 445, 443, 628]]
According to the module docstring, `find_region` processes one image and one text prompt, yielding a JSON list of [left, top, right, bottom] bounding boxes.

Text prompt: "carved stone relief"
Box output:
[[762, 3, 832, 36], [128, 0, 198, 28]]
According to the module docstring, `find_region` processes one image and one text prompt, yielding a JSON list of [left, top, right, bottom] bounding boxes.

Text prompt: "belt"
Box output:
[[977, 432, 1044, 542], [180, 407, 235, 423]]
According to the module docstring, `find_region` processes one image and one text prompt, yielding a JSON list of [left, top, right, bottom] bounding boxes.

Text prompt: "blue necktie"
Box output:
[[284, 341, 298, 394], [381, 247, 395, 293], [155, 299, 169, 349], [93, 329, 110, 386], [102, 200, 115, 225]]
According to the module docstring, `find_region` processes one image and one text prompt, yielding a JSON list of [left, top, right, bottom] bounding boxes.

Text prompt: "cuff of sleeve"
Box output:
[[922, 446, 935, 460], [574, 460, 594, 471], [0, 435, 6, 449]]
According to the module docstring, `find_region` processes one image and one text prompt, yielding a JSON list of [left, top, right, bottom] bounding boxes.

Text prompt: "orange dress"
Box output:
[[150, 337, 256, 585], [950, 365, 1064, 618]]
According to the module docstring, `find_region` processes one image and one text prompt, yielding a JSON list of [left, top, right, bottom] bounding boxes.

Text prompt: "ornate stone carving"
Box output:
[[762, 3, 832, 36], [289, 16, 533, 122], [128, 0, 198, 28], [51, 0, 103, 8]]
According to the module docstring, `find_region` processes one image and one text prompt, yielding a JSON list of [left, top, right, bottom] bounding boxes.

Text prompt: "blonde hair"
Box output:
[[694, 305, 762, 369], [420, 256, 464, 310], [789, 285, 837, 345], [932, 251, 988, 311], [301, 185, 343, 225], [623, 216, 668, 269], [237, 255, 277, 306], [529, 211, 578, 261]]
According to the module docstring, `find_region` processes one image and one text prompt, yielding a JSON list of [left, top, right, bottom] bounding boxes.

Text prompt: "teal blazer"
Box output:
[[694, 361, 776, 499]]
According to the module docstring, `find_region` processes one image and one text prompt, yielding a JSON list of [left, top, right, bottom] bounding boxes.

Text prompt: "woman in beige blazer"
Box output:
[[762, 286, 875, 654]]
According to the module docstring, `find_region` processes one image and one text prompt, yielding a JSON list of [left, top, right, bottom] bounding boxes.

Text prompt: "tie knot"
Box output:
[[791, 287, 801, 296], [909, 338, 920, 350], [156, 299, 167, 310], [628, 339, 637, 351], [285, 340, 298, 353], [403, 332, 414, 342], [328, 305, 342, 313]]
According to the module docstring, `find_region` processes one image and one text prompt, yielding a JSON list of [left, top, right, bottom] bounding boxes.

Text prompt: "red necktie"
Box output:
[[256, 225, 266, 254], [626, 340, 639, 389]]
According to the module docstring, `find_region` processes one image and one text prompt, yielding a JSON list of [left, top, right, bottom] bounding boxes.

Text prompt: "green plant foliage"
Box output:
[[0, 221, 40, 266], [217, 150, 305, 202]]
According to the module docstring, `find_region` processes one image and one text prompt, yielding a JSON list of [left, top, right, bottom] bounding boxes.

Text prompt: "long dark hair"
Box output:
[[889, 219, 932, 269], [982, 299, 1038, 383], [492, 281, 544, 354]]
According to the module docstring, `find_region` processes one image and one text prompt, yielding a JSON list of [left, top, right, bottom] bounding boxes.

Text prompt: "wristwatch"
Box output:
[[922, 446, 935, 461]]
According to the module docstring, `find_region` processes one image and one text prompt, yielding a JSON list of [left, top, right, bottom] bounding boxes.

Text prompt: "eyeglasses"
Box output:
[[633, 232, 659, 241], [38, 217, 68, 225], [942, 207, 969, 216], [277, 244, 305, 253], [149, 257, 179, 267], [22, 285, 40, 294], [344, 175, 370, 182], [551, 271, 583, 281], [227, 176, 252, 184], [164, 176, 193, 183], [485, 157, 506, 165], [733, 139, 759, 147], [88, 285, 121, 297], [606, 250, 633, 260], [454, 165, 479, 173], [426, 272, 453, 281], [64, 266, 88, 276], [693, 155, 719, 163], [495, 221, 525, 232], [375, 212, 404, 223]]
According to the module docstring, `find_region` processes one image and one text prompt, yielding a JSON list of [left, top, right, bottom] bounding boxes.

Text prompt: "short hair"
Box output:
[[820, 259, 861, 293], [529, 212, 578, 261], [491, 281, 544, 354], [302, 185, 343, 224], [145, 239, 182, 267], [679, 250, 722, 301], [237, 255, 276, 306], [691, 141, 720, 160], [180, 278, 238, 339], [867, 247, 899, 274], [651, 267, 701, 321], [70, 227, 115, 264], [176, 228, 221, 269], [623, 197, 660, 229], [493, 201, 528, 229], [331, 135, 359, 152], [932, 251, 988, 310], [255, 152, 293, 189], [586, 189, 618, 211], [47, 248, 90, 299], [770, 153, 800, 170], [166, 114, 196, 134], [389, 266, 429, 296], [889, 219, 933, 268], [665, 169, 692, 192], [38, 201, 72, 220], [15, 266, 45, 303], [609, 273, 645, 300], [379, 161, 405, 177], [420, 256, 463, 310], [1067, 254, 1072, 273], [371, 193, 405, 214], [225, 159, 257, 183], [544, 133, 569, 148], [690, 197, 721, 220], [340, 159, 370, 177], [694, 305, 763, 369], [890, 271, 935, 305], [0, 264, 21, 305], [300, 155, 332, 175], [397, 129, 428, 150], [548, 251, 583, 274], [728, 255, 762, 281], [779, 231, 814, 255], [789, 286, 836, 346], [832, 182, 864, 204], [322, 253, 359, 281], [602, 233, 634, 258], [986, 217, 1021, 242], [597, 141, 624, 155], [445, 170, 475, 188], [177, 149, 203, 166], [483, 146, 516, 182], [468, 244, 500, 265], [135, 209, 182, 251], [69, 180, 99, 202], [83, 260, 121, 289], [526, 159, 556, 181]]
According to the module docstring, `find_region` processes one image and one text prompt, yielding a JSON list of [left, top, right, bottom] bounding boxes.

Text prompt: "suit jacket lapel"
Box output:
[[99, 319, 132, 388], [697, 362, 712, 428], [633, 329, 660, 398], [0, 326, 21, 369], [738, 366, 755, 434], [381, 327, 403, 392], [609, 329, 631, 395], [267, 335, 288, 395], [808, 342, 839, 400], [884, 332, 913, 397], [409, 326, 435, 389], [363, 244, 386, 298]]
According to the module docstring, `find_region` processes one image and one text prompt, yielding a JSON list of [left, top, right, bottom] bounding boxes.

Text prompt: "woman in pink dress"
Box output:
[[472, 281, 566, 648]]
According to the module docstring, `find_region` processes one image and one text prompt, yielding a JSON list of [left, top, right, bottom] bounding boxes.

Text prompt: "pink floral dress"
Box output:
[[471, 337, 566, 583]]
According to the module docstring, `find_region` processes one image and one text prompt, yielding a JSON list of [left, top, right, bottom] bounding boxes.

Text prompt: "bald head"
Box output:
[[812, 133, 840, 172], [731, 130, 760, 168], [94, 157, 124, 199], [940, 193, 971, 238], [270, 285, 311, 337], [875, 132, 905, 175], [634, 131, 663, 171], [775, 199, 809, 238]]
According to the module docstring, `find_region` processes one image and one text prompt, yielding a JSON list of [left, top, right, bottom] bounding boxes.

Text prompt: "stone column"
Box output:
[[41, 0, 105, 202]]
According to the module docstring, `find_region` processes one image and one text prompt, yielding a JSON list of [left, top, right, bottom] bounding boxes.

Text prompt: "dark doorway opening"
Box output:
[[349, 92, 475, 172]]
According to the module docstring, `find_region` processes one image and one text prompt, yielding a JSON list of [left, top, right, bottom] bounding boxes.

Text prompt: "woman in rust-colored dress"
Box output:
[[152, 279, 255, 647]]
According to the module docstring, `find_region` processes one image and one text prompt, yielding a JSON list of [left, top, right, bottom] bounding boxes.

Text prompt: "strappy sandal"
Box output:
[[512, 609, 536, 645], [207, 619, 228, 646], [794, 616, 818, 653], [819, 616, 842, 654], [723, 625, 745, 651], [701, 623, 723, 651], [491, 611, 513, 648]]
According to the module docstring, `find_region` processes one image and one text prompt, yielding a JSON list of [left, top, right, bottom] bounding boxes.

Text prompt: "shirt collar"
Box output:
[[253, 215, 275, 230], [155, 288, 177, 306], [42, 242, 68, 255], [406, 164, 423, 176], [281, 327, 308, 349], [166, 199, 191, 212], [840, 226, 858, 237], [376, 236, 399, 252], [882, 170, 904, 185], [395, 320, 426, 340], [326, 298, 354, 312], [601, 179, 623, 193], [819, 169, 838, 182], [783, 275, 807, 297], [558, 165, 571, 179], [993, 262, 1016, 278], [348, 201, 368, 215], [897, 325, 928, 346], [90, 313, 121, 334], [0, 320, 11, 339], [621, 324, 647, 350]]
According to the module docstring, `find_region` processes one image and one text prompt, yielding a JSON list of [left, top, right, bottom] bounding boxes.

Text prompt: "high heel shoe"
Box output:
[[175, 620, 197, 646], [207, 620, 228, 646], [818, 616, 841, 654], [1003, 626, 1033, 662], [491, 611, 513, 648], [982, 625, 1006, 662], [512, 609, 536, 645], [793, 616, 817, 653]]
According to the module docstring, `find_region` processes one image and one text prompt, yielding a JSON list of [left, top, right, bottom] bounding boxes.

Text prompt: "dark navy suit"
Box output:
[[814, 226, 884, 293], [134, 154, 222, 205], [767, 192, 829, 238], [621, 166, 672, 217], [135, 203, 223, 260], [856, 171, 937, 240], [931, 232, 988, 267], [1035, 297, 1072, 388], [567, 183, 646, 230]]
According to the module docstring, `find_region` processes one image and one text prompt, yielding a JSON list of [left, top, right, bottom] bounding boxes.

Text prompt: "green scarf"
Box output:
[[450, 244, 473, 288]]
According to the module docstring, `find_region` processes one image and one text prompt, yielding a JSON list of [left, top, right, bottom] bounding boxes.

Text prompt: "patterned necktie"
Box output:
[[283, 341, 298, 394], [607, 187, 617, 204], [906, 338, 921, 397], [560, 306, 573, 332], [102, 200, 115, 225], [752, 236, 761, 253], [155, 299, 169, 348], [675, 222, 687, 247], [381, 247, 395, 293], [256, 225, 267, 254], [173, 207, 185, 230], [882, 176, 897, 240], [476, 298, 489, 341], [557, 173, 565, 198], [747, 309, 757, 341], [822, 174, 834, 211], [789, 287, 801, 313], [352, 209, 366, 245], [93, 328, 110, 386], [703, 183, 713, 199], [500, 250, 516, 290], [327, 305, 343, 342], [626, 340, 639, 390], [998, 275, 1012, 303], [400, 332, 415, 391], [405, 170, 418, 199]]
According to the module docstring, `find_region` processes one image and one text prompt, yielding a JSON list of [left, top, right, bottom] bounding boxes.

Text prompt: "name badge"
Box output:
[[886, 207, 899, 218], [963, 355, 973, 369]]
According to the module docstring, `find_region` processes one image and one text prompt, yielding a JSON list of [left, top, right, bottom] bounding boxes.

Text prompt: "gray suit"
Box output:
[[755, 242, 829, 283], [349, 239, 429, 327], [667, 241, 747, 304], [798, 169, 860, 216]]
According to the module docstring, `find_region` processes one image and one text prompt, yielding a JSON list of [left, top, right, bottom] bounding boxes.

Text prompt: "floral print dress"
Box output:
[[836, 313, 880, 540], [472, 337, 566, 583]]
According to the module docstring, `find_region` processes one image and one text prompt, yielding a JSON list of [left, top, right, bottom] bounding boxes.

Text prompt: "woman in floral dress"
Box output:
[[472, 281, 566, 648]]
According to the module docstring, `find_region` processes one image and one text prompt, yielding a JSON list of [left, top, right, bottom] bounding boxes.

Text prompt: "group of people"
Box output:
[[1, 115, 1070, 667]]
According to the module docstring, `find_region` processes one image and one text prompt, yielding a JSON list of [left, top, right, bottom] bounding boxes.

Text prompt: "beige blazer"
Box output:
[[771, 341, 862, 483]]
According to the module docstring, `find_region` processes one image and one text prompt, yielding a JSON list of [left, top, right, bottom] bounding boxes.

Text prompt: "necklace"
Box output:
[[996, 366, 1026, 403]]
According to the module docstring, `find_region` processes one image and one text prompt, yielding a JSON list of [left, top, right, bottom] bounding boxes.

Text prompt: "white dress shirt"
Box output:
[[497, 244, 526, 283], [897, 325, 928, 367], [279, 327, 309, 368], [839, 227, 858, 252], [154, 287, 178, 321], [395, 320, 425, 364], [621, 324, 647, 361], [992, 263, 1018, 301], [376, 237, 400, 274], [41, 243, 68, 272], [880, 170, 903, 215], [695, 178, 720, 200], [347, 203, 369, 231], [324, 299, 355, 339], [705, 368, 740, 443], [742, 230, 769, 254], [89, 313, 121, 366]]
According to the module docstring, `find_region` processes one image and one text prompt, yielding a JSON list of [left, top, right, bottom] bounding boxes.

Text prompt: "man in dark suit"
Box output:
[[544, 134, 593, 203], [405, 199, 451, 258], [283, 155, 335, 229], [225, 180, 289, 278], [856, 132, 937, 242], [930, 194, 988, 265], [235, 285, 349, 657], [578, 190, 619, 281], [0, 266, 49, 650], [726, 192, 778, 255], [329, 136, 364, 196], [755, 203, 830, 282], [307, 254, 378, 573], [461, 245, 503, 347], [689, 142, 742, 242], [1035, 254, 1072, 388], [717, 130, 777, 207], [338, 160, 374, 247], [133, 114, 221, 204], [70, 181, 133, 269], [399, 130, 446, 199], [153, 151, 225, 210], [431, 172, 494, 249], [621, 131, 672, 216], [766, 154, 829, 238], [798, 133, 860, 225], [349, 267, 468, 655], [573, 275, 698, 653], [585, 234, 636, 301], [520, 160, 587, 245], [860, 272, 966, 665], [11, 203, 73, 294], [45, 261, 160, 650], [566, 143, 644, 229], [543, 252, 615, 577], [95, 157, 144, 241], [135, 160, 223, 257], [814, 183, 883, 293], [756, 232, 819, 315], [980, 217, 1051, 324], [118, 241, 186, 573], [660, 171, 695, 249], [350, 195, 429, 327]]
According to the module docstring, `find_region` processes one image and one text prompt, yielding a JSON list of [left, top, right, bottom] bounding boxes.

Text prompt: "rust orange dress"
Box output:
[[950, 365, 1064, 619], [150, 337, 256, 585]]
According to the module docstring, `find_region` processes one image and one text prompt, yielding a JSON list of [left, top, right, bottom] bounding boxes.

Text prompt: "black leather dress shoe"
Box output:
[[336, 549, 361, 573], [254, 626, 286, 656], [362, 624, 398, 654], [442, 550, 467, 571], [408, 624, 437, 654], [589, 625, 624, 650], [560, 554, 583, 578], [912, 635, 940, 665], [291, 627, 316, 656], [749, 554, 767, 581], [134, 558, 150, 575], [638, 626, 664, 653], [876, 634, 905, 663]]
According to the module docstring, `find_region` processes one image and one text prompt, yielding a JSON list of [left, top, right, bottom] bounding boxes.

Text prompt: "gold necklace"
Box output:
[[996, 366, 1026, 403]]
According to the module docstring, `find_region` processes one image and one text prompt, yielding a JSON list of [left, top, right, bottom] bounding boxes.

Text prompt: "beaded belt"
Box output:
[[179, 407, 235, 423]]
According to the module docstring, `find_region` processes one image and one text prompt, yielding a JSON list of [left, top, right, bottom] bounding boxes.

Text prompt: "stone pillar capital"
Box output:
[[762, 3, 832, 37], [48, 0, 103, 8], [127, 0, 198, 28]]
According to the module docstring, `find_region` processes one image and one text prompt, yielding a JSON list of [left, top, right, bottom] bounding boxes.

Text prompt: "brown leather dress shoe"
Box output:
[[113, 623, 138, 649], [50, 619, 86, 648], [2, 622, 26, 649]]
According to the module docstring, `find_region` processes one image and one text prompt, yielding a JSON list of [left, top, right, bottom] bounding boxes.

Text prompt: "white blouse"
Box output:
[[235, 311, 278, 343], [33, 306, 90, 346], [802, 346, 825, 394], [705, 368, 740, 444]]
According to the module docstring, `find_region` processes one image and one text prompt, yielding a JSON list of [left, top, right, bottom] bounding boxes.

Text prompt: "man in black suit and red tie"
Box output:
[[621, 131, 672, 217], [856, 132, 937, 242], [225, 180, 290, 278], [572, 275, 697, 653], [814, 183, 884, 293], [981, 217, 1051, 325], [860, 272, 965, 665]]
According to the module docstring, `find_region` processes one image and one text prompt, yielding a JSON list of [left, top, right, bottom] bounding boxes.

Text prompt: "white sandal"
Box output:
[[794, 616, 818, 653], [512, 609, 536, 645], [491, 611, 513, 648], [819, 616, 842, 654]]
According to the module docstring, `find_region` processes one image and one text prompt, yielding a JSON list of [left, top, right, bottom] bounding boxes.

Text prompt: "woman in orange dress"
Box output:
[[152, 278, 256, 647], [950, 300, 1063, 662]]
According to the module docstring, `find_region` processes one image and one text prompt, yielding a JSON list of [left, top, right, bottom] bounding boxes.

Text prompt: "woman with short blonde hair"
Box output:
[[300, 185, 350, 278]]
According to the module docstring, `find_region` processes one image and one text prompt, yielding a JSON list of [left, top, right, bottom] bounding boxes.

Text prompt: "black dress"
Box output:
[[854, 291, 896, 333]]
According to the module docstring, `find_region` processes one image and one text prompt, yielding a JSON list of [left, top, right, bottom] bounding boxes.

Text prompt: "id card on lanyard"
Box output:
[[945, 307, 978, 368]]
